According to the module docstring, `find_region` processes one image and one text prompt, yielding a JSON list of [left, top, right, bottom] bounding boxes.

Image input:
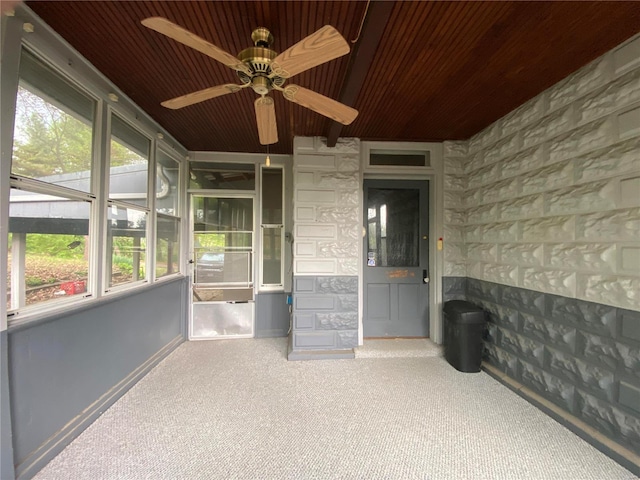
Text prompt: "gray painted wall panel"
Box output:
[[1, 331, 15, 480], [294, 314, 314, 330], [291, 275, 358, 352], [295, 296, 335, 310], [294, 332, 335, 348], [8, 277, 186, 468], [255, 293, 289, 338]]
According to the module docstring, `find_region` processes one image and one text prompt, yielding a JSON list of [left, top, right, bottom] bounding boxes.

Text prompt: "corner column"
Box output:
[[288, 137, 361, 360]]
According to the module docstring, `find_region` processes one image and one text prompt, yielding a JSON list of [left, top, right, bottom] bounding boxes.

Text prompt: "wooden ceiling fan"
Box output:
[[141, 17, 359, 145]]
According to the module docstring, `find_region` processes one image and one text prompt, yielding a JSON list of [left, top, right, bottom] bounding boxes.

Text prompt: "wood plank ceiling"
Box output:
[[25, 1, 640, 154]]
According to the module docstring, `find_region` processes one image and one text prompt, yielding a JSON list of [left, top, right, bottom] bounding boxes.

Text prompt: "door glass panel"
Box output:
[[192, 302, 253, 337], [190, 195, 254, 338], [367, 188, 419, 267]]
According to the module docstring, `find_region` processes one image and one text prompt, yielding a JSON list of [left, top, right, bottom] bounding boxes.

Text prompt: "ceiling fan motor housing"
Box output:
[[237, 28, 286, 94]]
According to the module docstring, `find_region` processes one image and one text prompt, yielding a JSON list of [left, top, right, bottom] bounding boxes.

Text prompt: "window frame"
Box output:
[[7, 178, 96, 317], [108, 112, 152, 208], [6, 48, 101, 320], [104, 199, 149, 292], [259, 164, 285, 291], [154, 147, 183, 281], [102, 112, 152, 293], [4, 41, 188, 326]]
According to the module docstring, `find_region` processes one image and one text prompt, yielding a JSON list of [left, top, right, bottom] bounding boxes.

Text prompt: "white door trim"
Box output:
[[359, 141, 444, 345]]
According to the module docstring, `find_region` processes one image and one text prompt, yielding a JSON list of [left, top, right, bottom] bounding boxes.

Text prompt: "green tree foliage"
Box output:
[[25, 234, 86, 259], [12, 86, 92, 177], [12, 86, 142, 179]]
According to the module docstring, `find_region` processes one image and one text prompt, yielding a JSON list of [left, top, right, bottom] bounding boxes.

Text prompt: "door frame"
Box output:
[[363, 179, 430, 338], [188, 191, 256, 340], [359, 141, 444, 346]]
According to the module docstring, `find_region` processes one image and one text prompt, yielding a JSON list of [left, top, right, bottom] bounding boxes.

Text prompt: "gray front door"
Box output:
[[363, 180, 429, 337]]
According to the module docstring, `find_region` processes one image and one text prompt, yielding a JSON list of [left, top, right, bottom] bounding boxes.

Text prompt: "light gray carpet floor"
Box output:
[[34, 338, 635, 480]]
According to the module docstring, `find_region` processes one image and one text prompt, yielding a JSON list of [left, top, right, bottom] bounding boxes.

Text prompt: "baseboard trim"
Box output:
[[482, 362, 640, 477], [16, 335, 185, 480], [287, 336, 354, 360], [288, 349, 355, 361]]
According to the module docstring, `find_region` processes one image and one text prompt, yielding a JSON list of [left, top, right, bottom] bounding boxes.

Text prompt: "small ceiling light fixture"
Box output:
[[157, 132, 164, 140], [23, 22, 34, 33], [108, 93, 118, 102]]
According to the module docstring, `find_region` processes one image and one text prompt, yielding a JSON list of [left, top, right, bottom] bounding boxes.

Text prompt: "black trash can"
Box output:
[[443, 300, 486, 372]]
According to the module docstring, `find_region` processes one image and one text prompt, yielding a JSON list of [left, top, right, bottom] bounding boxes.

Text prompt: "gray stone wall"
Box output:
[[292, 137, 361, 277], [443, 35, 640, 312], [442, 276, 467, 303], [466, 278, 640, 454], [461, 36, 640, 310], [442, 142, 469, 277], [290, 137, 361, 355], [291, 276, 358, 350], [439, 34, 640, 457]]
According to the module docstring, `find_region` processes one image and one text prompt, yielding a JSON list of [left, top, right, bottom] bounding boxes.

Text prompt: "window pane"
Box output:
[[8, 188, 91, 310], [12, 84, 94, 190], [189, 162, 255, 190], [157, 150, 180, 215], [262, 168, 283, 224], [262, 227, 282, 285], [367, 188, 419, 267], [107, 205, 147, 287], [110, 115, 150, 207], [370, 150, 429, 167], [18, 50, 93, 121], [156, 215, 180, 279]]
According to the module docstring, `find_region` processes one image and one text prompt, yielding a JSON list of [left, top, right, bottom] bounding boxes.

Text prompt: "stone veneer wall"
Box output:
[[290, 137, 361, 352], [469, 279, 640, 456], [464, 39, 640, 306], [443, 35, 640, 457], [442, 140, 470, 280], [442, 139, 470, 304]]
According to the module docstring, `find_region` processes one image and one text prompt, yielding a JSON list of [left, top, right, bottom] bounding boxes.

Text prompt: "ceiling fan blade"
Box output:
[[161, 84, 244, 109], [141, 17, 251, 75], [254, 97, 278, 145], [283, 85, 358, 125], [270, 25, 350, 79]]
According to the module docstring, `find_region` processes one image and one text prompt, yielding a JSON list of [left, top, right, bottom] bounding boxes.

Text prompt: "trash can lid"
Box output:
[[443, 300, 486, 324]]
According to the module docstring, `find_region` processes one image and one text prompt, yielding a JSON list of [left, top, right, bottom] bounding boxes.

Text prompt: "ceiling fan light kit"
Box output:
[[142, 17, 359, 145]]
